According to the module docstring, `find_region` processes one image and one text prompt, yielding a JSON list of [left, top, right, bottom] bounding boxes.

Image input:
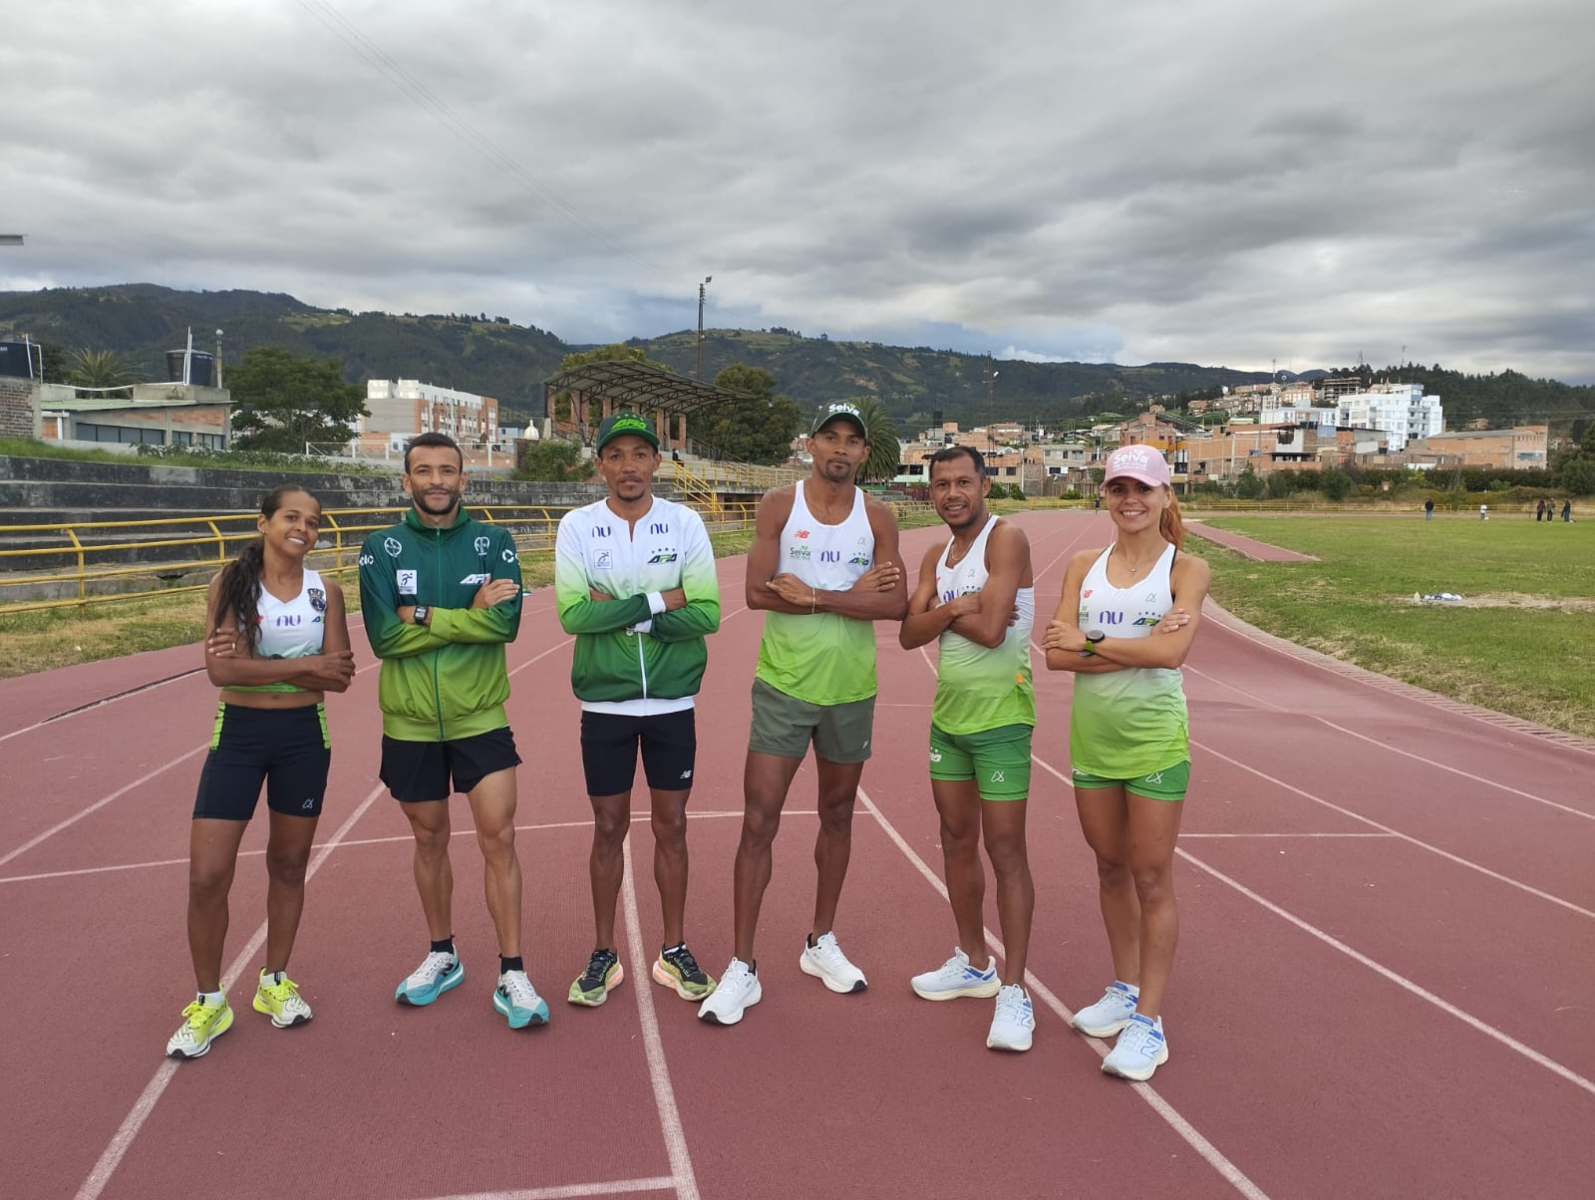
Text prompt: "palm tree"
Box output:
[[851, 396, 900, 484], [65, 347, 140, 391]]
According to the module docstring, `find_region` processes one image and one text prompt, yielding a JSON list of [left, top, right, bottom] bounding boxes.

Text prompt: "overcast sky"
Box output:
[[3, 0, 1593, 381]]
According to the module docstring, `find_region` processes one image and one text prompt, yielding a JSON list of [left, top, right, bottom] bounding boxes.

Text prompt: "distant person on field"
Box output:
[[359, 432, 548, 1030], [898, 445, 1038, 1052], [1563, 500, 1572, 523], [1536, 499, 1545, 522], [1424, 498, 1434, 521], [554, 412, 722, 1011], [1480, 503, 1488, 521], [168, 486, 354, 1059], [1042, 446, 1211, 1083]]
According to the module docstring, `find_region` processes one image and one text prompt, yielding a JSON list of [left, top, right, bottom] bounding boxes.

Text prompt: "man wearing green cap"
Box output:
[[699, 402, 907, 1026], [555, 412, 722, 1010]]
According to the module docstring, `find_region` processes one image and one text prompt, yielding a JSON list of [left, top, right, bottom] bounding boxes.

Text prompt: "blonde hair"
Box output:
[[1160, 490, 1186, 551]]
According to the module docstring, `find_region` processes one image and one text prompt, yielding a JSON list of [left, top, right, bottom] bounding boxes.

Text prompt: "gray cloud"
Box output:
[[2, 0, 1593, 382]]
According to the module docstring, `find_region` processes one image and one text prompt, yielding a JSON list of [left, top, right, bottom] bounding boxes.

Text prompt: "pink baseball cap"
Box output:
[[1102, 445, 1172, 487]]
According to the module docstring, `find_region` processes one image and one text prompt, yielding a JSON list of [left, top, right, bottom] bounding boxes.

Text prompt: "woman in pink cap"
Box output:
[[1041, 445, 1209, 1081]]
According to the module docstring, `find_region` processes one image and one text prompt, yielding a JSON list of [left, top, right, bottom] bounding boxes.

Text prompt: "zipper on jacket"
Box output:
[[431, 527, 445, 740]]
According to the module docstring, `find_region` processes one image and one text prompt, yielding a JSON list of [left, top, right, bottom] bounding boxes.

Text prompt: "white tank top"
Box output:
[[1077, 543, 1176, 638], [932, 515, 1035, 733], [254, 568, 328, 660], [777, 481, 875, 591]]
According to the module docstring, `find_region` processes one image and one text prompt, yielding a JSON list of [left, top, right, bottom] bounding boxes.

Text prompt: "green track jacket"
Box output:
[[554, 496, 720, 710], [358, 507, 523, 740]]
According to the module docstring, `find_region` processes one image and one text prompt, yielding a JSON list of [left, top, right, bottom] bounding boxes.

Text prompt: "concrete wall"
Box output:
[[0, 378, 38, 439]]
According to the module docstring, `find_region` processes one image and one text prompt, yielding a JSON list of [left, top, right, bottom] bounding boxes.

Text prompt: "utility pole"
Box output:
[[215, 330, 224, 389], [696, 275, 713, 381]]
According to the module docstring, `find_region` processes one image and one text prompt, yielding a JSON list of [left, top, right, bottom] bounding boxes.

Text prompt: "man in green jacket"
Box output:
[[359, 432, 547, 1029], [554, 413, 721, 1009]]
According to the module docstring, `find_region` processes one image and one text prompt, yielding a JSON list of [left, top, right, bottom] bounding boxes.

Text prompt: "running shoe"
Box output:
[[799, 931, 868, 994], [395, 950, 464, 1006], [567, 947, 624, 1007], [697, 958, 761, 1025], [1070, 981, 1140, 1037], [253, 970, 313, 1028], [652, 943, 716, 1000], [166, 995, 234, 1059], [986, 984, 1035, 1052], [495, 969, 550, 1028], [1101, 1013, 1168, 1081], [910, 947, 1001, 1001]]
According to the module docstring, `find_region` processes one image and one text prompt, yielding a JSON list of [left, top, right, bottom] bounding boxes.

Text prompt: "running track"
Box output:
[[2, 511, 1592, 1200]]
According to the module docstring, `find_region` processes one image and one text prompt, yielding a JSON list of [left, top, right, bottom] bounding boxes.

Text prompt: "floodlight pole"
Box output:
[[696, 275, 712, 381]]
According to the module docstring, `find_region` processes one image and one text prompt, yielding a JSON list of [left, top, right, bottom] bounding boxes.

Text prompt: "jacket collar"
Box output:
[[403, 505, 471, 536]]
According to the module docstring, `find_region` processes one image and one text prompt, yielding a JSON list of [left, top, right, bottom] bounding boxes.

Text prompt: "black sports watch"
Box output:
[[1081, 628, 1106, 657], [412, 605, 431, 627]]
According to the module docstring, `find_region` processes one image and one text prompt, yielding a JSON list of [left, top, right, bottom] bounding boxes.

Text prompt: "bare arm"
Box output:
[[1087, 555, 1210, 669], [1041, 549, 1128, 674], [745, 487, 801, 612], [203, 575, 356, 691], [899, 541, 969, 649], [944, 521, 1029, 649]]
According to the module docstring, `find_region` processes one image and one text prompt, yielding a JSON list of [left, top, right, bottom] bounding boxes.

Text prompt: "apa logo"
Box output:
[[308, 587, 327, 613], [474, 536, 491, 556], [788, 545, 812, 560], [647, 552, 678, 564], [383, 537, 403, 557], [1132, 615, 1160, 626], [593, 550, 614, 570], [847, 554, 871, 566], [819, 549, 841, 563], [396, 569, 418, 593], [929, 749, 943, 763], [502, 548, 517, 563], [459, 573, 490, 586], [592, 525, 612, 538], [649, 522, 670, 535], [795, 530, 811, 539]]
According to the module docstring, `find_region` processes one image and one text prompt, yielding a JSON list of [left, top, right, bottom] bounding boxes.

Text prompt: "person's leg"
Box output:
[[1124, 791, 1185, 1018], [981, 797, 1033, 986], [650, 786, 692, 947], [587, 790, 630, 950], [465, 767, 521, 957], [930, 777, 987, 962], [262, 811, 320, 974], [733, 751, 803, 963], [402, 800, 454, 942], [810, 756, 867, 940], [1074, 784, 1138, 983], [187, 818, 251, 992]]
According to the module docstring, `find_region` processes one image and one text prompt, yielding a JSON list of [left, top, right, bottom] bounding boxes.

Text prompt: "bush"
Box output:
[[516, 438, 594, 482]]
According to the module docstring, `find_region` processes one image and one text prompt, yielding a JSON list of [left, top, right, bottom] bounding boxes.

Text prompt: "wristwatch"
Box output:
[[1081, 628, 1106, 657], [412, 605, 431, 626]]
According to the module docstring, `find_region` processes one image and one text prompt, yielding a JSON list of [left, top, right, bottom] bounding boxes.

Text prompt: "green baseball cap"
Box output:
[[595, 411, 660, 452], [811, 402, 867, 437]]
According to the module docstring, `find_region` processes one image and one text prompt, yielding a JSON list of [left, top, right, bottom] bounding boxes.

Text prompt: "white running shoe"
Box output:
[[395, 950, 464, 1006], [1070, 981, 1140, 1037], [698, 958, 762, 1025], [1101, 1013, 1168, 1081], [799, 931, 868, 994], [911, 947, 1001, 1001], [986, 984, 1035, 1052]]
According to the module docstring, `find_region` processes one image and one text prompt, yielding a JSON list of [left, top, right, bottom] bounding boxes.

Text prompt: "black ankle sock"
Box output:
[[431, 937, 455, 956], [500, 955, 524, 974]]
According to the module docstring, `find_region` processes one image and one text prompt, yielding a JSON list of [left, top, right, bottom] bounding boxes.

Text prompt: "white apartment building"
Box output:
[[363, 379, 501, 445], [1335, 383, 1442, 452]]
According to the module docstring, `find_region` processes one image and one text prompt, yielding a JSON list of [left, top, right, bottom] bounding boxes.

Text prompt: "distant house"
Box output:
[[36, 381, 232, 449]]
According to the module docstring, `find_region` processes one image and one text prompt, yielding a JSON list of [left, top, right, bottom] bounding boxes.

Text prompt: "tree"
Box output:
[[695, 364, 803, 464], [1233, 464, 1264, 499], [228, 346, 367, 452], [1264, 470, 1294, 500], [850, 396, 900, 484], [516, 437, 594, 482], [65, 347, 139, 390], [1559, 455, 1595, 496], [1318, 466, 1353, 501]]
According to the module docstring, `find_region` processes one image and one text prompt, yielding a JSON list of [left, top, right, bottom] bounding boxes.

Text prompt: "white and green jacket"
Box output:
[[554, 496, 721, 714]]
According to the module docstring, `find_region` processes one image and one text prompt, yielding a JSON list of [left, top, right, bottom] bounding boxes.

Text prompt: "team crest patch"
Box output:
[[396, 569, 418, 594], [475, 536, 491, 555], [384, 537, 403, 557], [308, 587, 327, 613], [593, 550, 614, 570]]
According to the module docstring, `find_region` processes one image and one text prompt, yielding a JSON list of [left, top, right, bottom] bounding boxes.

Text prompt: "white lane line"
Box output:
[[855, 785, 1272, 1200], [75, 781, 388, 1200], [1179, 832, 1396, 839], [1175, 846, 1595, 1100], [0, 745, 208, 868], [1189, 742, 1595, 921], [1183, 664, 1595, 822], [409, 1178, 676, 1200], [620, 834, 700, 1200], [0, 671, 202, 744]]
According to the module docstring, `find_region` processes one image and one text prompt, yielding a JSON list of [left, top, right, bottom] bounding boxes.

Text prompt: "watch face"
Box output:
[[1086, 629, 1106, 643]]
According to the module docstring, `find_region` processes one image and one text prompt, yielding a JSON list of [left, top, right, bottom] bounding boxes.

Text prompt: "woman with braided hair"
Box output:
[[166, 486, 354, 1059]]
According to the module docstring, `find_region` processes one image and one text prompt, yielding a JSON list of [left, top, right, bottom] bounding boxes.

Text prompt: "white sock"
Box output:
[[199, 989, 225, 1006]]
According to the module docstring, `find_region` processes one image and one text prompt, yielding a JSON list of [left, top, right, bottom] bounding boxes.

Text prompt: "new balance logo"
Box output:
[[680, 770, 692, 780]]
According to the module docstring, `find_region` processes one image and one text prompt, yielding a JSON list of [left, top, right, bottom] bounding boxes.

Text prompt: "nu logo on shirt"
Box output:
[[650, 522, 670, 535], [819, 550, 840, 563]]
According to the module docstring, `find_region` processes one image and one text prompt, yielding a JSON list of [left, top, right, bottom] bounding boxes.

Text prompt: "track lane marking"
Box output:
[[620, 834, 700, 1200], [409, 1180, 676, 1200], [74, 780, 389, 1200]]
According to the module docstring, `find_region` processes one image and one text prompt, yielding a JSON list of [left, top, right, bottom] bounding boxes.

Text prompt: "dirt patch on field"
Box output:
[[1403, 591, 1595, 612]]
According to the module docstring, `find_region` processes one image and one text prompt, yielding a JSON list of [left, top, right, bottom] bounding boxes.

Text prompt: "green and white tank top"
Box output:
[[932, 515, 1035, 734], [1069, 543, 1189, 777], [755, 482, 878, 704], [228, 569, 328, 694]]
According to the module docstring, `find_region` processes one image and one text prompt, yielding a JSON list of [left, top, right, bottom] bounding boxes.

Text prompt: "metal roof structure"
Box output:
[[542, 360, 749, 422]]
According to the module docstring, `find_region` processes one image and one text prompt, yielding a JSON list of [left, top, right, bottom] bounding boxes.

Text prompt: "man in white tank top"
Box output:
[[699, 402, 908, 1026], [898, 446, 1039, 1052]]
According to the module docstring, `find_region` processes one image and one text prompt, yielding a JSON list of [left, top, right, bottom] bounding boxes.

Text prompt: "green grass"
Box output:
[[1194, 516, 1595, 739]]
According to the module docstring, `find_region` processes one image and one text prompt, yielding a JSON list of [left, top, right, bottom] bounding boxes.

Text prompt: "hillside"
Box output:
[[2, 285, 1590, 432]]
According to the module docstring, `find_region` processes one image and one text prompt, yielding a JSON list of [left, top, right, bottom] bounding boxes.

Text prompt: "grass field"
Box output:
[[1195, 515, 1595, 739]]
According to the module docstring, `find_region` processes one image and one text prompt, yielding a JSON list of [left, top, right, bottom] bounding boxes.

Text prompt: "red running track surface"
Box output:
[[2, 511, 1592, 1200]]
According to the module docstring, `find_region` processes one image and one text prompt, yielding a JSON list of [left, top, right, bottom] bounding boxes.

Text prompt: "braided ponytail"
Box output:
[[215, 487, 317, 650]]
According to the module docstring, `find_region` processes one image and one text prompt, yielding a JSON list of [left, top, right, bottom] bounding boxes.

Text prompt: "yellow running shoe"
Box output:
[[166, 996, 234, 1059], [253, 971, 313, 1028], [652, 942, 716, 1000]]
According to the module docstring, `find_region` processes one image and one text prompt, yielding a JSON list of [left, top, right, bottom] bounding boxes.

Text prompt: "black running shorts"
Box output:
[[380, 726, 522, 803], [192, 703, 331, 821], [579, 709, 697, 797]]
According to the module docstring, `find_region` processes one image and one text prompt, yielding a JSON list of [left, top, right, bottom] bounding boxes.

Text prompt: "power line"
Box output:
[[293, 0, 666, 281]]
